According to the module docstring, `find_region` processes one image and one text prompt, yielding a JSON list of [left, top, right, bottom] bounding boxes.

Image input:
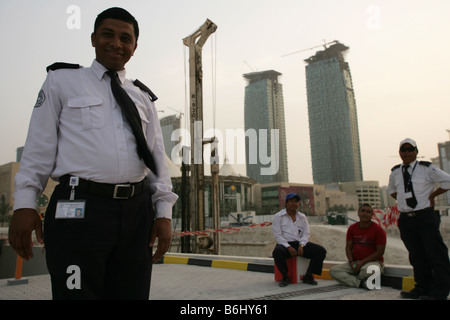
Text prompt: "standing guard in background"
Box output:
[[388, 138, 450, 300]]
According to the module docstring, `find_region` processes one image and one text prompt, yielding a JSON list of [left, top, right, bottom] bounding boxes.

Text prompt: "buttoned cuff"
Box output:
[[13, 188, 38, 211], [155, 201, 173, 220]]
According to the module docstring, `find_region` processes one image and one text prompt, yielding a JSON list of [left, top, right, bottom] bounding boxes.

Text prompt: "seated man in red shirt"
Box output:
[[329, 204, 386, 289]]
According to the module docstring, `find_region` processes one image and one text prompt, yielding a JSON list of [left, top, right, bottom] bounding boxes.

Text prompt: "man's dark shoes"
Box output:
[[302, 273, 318, 285], [400, 289, 422, 299], [279, 276, 289, 287]]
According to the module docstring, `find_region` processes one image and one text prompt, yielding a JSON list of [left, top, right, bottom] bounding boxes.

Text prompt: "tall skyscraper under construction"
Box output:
[[243, 70, 289, 184], [305, 42, 363, 185]]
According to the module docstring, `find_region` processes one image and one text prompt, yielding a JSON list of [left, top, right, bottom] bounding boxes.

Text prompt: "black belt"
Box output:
[[400, 207, 432, 217], [59, 175, 149, 199]]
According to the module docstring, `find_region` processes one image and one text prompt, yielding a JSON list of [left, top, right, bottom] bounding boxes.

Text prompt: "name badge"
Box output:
[[55, 200, 86, 219], [405, 192, 413, 199]]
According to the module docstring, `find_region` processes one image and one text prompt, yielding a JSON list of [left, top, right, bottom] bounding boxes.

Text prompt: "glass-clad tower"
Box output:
[[243, 70, 289, 184], [305, 42, 363, 185], [160, 114, 181, 161]]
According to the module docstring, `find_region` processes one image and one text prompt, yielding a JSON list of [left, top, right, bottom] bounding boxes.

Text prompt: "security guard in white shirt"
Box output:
[[388, 138, 450, 300], [9, 7, 178, 299]]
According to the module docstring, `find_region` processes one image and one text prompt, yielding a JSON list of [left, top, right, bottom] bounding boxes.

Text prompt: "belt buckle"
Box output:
[[113, 184, 135, 199], [407, 212, 416, 217]]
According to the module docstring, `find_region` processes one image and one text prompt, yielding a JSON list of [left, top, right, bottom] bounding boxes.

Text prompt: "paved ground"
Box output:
[[0, 263, 404, 301]]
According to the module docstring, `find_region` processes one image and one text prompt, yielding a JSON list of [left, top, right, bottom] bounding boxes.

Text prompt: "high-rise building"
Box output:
[[160, 114, 181, 162], [243, 70, 289, 184], [305, 42, 363, 185], [437, 130, 450, 206], [438, 131, 450, 174]]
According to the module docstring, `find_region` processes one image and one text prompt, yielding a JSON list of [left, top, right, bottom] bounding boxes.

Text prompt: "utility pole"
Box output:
[[210, 140, 220, 254], [183, 19, 218, 235]]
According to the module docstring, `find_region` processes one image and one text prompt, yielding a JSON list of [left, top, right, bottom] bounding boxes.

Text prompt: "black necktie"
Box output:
[[403, 164, 417, 208], [107, 70, 157, 176]]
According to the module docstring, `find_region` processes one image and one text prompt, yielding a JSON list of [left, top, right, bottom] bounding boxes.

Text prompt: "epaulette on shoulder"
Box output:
[[419, 161, 432, 167], [46, 62, 81, 73], [133, 79, 158, 102], [391, 164, 401, 172]]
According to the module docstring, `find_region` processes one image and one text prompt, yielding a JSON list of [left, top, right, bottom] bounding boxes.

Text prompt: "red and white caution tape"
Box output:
[[373, 205, 400, 229], [172, 222, 272, 237], [173, 206, 401, 237]]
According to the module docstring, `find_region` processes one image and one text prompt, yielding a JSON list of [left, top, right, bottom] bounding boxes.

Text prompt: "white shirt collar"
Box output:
[[280, 208, 300, 217], [91, 60, 127, 84], [403, 160, 418, 168]]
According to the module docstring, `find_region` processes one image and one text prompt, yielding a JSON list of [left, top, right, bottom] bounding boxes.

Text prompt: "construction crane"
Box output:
[[281, 40, 338, 58], [165, 106, 185, 127], [166, 106, 185, 117], [243, 60, 256, 72], [183, 19, 219, 253]]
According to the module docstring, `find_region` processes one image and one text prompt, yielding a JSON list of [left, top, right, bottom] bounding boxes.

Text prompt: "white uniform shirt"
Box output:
[[387, 160, 450, 213], [272, 209, 310, 247], [14, 60, 178, 218]]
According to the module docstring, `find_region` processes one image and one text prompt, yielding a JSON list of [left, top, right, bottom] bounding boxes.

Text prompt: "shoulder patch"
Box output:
[[419, 161, 432, 167], [133, 79, 158, 102], [46, 62, 81, 73], [34, 89, 46, 108], [391, 164, 401, 172]]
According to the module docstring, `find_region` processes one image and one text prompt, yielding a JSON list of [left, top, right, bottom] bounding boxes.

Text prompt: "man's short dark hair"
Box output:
[[94, 7, 139, 42], [359, 203, 373, 211]]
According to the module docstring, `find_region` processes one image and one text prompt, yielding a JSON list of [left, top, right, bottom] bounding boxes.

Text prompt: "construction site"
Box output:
[[1, 17, 449, 304]]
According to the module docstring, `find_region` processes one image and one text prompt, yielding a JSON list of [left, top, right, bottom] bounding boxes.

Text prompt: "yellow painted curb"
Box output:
[[211, 260, 249, 271], [163, 256, 189, 264], [402, 276, 415, 292], [315, 269, 333, 280]]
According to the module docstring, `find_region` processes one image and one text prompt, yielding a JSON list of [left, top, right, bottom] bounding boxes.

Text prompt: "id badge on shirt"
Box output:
[[55, 176, 86, 219], [404, 192, 413, 199], [55, 200, 86, 219], [297, 226, 303, 237]]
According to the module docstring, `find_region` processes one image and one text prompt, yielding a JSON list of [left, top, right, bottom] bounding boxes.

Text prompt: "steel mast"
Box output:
[[182, 19, 218, 238]]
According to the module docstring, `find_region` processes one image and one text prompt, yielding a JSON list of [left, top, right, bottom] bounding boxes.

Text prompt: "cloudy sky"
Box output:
[[1, 0, 449, 186]]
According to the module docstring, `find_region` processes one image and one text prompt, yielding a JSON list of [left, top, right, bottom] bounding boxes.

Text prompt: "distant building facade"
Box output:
[[437, 134, 450, 207], [305, 42, 363, 185], [339, 180, 381, 209], [252, 182, 359, 216]]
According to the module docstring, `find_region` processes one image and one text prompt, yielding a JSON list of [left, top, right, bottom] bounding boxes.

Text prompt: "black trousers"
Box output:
[[44, 182, 155, 300], [273, 241, 327, 277], [398, 208, 450, 298]]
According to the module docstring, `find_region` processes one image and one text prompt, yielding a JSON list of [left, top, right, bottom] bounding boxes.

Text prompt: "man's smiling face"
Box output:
[[91, 18, 137, 71]]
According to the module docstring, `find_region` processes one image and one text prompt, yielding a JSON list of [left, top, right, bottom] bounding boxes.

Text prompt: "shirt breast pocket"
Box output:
[[67, 96, 104, 130], [136, 105, 149, 136]]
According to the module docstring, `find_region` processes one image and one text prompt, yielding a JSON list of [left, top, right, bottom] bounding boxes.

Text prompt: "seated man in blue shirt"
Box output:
[[272, 193, 327, 287]]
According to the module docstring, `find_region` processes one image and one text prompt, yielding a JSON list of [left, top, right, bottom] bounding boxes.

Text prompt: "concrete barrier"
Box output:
[[157, 253, 415, 291], [1, 244, 414, 291], [0, 245, 48, 279]]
